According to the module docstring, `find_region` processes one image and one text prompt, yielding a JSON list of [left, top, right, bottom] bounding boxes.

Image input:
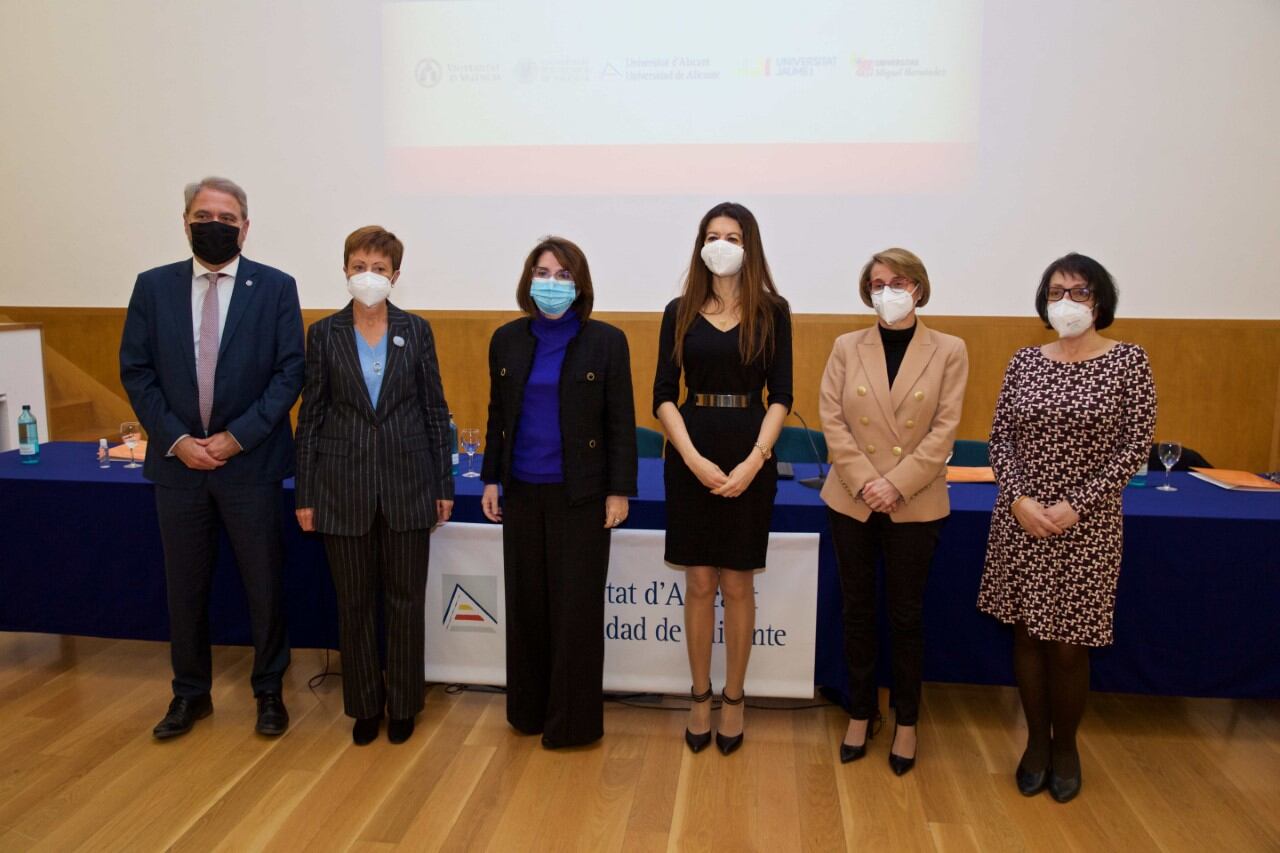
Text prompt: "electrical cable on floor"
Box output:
[[307, 649, 340, 692]]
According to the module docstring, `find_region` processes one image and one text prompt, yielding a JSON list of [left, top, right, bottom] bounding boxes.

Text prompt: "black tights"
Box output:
[[1012, 623, 1090, 776]]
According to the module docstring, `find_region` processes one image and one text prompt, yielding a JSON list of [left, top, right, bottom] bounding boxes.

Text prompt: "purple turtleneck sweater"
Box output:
[[511, 309, 581, 483]]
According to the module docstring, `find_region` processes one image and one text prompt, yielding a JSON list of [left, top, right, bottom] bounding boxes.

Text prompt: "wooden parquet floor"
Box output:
[[0, 633, 1276, 852]]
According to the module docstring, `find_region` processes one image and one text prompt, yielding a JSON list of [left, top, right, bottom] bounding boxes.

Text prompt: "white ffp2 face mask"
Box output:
[[1048, 299, 1094, 338], [347, 272, 392, 307], [700, 239, 744, 277], [871, 287, 916, 325]]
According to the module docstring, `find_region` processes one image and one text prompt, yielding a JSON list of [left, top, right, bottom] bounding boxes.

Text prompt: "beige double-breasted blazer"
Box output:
[[819, 318, 969, 522]]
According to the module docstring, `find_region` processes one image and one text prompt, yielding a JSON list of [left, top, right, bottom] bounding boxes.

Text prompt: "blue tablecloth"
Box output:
[[2, 443, 1277, 698]]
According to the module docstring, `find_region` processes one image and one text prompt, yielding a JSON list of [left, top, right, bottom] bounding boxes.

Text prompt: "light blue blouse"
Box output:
[[353, 329, 388, 408]]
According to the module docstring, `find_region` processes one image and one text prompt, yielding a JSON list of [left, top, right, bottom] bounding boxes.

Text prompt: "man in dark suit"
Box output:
[[120, 176, 305, 739]]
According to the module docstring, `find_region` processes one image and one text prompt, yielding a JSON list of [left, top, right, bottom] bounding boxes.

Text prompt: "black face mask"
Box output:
[[189, 220, 242, 265]]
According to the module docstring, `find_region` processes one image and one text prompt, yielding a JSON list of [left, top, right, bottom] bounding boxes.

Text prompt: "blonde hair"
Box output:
[[858, 248, 932, 308]]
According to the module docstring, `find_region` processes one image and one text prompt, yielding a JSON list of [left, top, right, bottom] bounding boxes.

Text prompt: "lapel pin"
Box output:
[[393, 335, 405, 347], [245, 279, 254, 287]]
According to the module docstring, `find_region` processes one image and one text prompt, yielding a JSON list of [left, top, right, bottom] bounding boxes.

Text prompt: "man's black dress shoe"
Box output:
[[1048, 767, 1082, 803], [839, 715, 879, 764], [353, 714, 383, 746], [1016, 761, 1050, 796], [255, 693, 289, 737], [387, 716, 415, 744], [153, 695, 213, 739]]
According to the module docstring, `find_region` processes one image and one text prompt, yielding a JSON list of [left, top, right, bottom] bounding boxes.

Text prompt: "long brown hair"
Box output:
[[672, 202, 783, 366]]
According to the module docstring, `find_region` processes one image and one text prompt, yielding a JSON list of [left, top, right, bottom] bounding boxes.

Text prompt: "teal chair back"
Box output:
[[950, 439, 989, 467], [774, 426, 828, 464], [636, 426, 665, 459]]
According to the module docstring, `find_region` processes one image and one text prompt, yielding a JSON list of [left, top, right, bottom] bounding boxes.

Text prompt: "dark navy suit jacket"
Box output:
[[119, 256, 305, 488]]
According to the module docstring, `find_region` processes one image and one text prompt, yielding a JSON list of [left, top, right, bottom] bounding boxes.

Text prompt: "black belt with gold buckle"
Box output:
[[692, 393, 751, 408]]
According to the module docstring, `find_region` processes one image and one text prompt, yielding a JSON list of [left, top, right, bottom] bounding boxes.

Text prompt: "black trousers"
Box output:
[[828, 509, 943, 725], [323, 509, 430, 720], [503, 480, 610, 747], [155, 479, 289, 699]]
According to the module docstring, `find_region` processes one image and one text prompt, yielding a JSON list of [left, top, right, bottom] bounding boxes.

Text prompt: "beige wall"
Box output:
[[5, 306, 1278, 472]]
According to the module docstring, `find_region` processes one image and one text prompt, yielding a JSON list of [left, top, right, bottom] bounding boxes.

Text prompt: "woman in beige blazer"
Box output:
[[819, 248, 968, 775]]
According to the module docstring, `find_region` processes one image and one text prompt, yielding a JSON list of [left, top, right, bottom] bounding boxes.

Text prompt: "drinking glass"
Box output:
[[460, 428, 481, 478], [120, 421, 142, 469], [1157, 441, 1182, 492]]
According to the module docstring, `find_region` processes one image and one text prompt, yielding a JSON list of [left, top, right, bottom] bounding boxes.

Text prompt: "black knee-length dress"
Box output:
[[653, 297, 793, 570]]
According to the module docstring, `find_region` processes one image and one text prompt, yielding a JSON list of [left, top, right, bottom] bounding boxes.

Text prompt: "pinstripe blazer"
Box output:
[[295, 302, 454, 535]]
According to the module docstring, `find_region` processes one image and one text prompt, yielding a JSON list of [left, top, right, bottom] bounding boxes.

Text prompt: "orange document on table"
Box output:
[[1188, 467, 1280, 492], [108, 440, 148, 460], [947, 466, 995, 483]]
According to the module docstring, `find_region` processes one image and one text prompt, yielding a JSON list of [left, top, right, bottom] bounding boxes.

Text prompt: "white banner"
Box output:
[[425, 523, 819, 698]]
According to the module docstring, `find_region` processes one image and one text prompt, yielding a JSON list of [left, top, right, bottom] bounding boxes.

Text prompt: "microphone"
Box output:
[[790, 410, 827, 490]]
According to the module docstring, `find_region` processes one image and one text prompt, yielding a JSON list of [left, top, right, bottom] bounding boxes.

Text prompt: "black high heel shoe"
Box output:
[[715, 690, 745, 756], [839, 713, 880, 764], [888, 722, 917, 776], [684, 684, 713, 753]]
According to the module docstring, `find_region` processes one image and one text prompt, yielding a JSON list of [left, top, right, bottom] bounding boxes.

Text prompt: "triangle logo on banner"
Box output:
[[443, 583, 498, 632]]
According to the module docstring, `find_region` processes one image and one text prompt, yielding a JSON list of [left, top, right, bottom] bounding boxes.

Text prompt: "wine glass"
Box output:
[[460, 428, 481, 478], [120, 421, 142, 469], [1156, 441, 1182, 492]]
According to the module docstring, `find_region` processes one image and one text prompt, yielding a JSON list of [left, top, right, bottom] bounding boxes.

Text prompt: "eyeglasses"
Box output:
[[532, 268, 575, 282], [869, 277, 914, 294], [1046, 286, 1093, 302]]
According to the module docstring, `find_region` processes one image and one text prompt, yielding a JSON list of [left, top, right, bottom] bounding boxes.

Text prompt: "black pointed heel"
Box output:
[[888, 722, 917, 776], [839, 713, 880, 764], [715, 690, 745, 756], [684, 684, 713, 753]]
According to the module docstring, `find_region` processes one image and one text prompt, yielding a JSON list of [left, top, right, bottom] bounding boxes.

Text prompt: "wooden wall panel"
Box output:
[[4, 306, 1278, 472]]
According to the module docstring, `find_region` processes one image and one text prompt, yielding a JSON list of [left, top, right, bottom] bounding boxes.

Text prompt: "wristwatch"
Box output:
[[753, 441, 772, 460]]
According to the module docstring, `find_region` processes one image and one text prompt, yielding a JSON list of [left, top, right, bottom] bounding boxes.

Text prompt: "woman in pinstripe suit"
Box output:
[[295, 226, 454, 745]]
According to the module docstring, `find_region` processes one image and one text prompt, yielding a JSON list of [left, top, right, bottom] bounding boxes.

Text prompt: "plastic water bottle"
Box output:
[[449, 412, 459, 477], [1128, 461, 1148, 488], [98, 437, 111, 468], [17, 405, 39, 464]]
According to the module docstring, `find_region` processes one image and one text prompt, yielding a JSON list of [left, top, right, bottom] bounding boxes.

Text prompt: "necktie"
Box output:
[[197, 272, 220, 432]]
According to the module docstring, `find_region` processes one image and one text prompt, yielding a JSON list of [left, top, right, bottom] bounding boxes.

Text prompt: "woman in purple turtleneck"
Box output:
[[480, 236, 638, 748]]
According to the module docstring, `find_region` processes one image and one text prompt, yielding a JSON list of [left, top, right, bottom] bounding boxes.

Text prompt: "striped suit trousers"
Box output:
[[323, 509, 430, 720]]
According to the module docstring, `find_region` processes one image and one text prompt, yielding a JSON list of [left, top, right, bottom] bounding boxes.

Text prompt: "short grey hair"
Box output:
[[183, 176, 248, 219]]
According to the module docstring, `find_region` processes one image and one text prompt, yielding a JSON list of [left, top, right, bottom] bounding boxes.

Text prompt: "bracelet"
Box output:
[[1010, 495, 1029, 511], [753, 441, 771, 461]]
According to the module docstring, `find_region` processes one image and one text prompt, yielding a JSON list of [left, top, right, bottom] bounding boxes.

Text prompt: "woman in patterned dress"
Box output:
[[978, 253, 1156, 803]]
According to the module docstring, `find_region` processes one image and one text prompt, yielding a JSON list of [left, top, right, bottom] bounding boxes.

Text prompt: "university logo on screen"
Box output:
[[442, 576, 498, 633]]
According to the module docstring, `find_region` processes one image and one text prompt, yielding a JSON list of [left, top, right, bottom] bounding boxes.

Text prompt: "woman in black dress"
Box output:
[[653, 202, 793, 755]]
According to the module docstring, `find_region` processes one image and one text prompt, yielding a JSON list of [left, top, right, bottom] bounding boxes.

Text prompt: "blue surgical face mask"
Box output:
[[529, 277, 577, 316]]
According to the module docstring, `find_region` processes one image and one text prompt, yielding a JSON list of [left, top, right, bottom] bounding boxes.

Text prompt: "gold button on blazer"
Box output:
[[818, 318, 969, 523]]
